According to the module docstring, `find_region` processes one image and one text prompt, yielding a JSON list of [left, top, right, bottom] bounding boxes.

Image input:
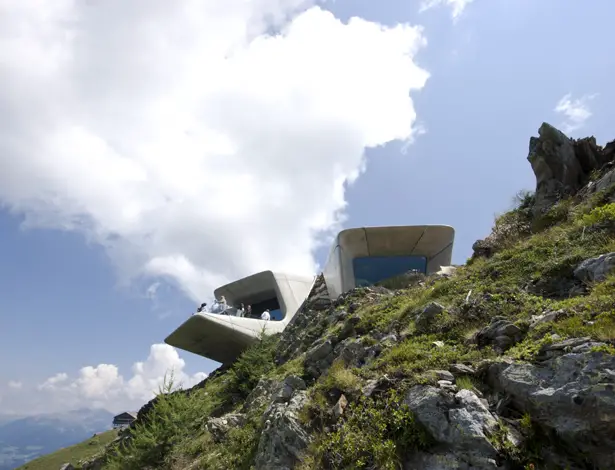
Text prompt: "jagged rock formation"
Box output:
[[472, 122, 615, 262], [528, 122, 615, 214], [253, 377, 310, 470], [83, 123, 615, 470]]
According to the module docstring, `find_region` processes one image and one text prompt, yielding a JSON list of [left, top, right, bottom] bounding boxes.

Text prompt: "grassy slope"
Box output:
[[16, 429, 118, 470], [97, 179, 615, 469]]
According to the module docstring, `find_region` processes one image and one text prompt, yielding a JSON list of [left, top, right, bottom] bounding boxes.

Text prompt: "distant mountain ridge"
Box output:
[[0, 414, 22, 427], [0, 408, 114, 470]]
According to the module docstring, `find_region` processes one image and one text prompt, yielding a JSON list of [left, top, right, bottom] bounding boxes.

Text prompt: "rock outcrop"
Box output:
[[473, 316, 526, 353], [574, 251, 615, 283], [404, 386, 500, 469], [486, 344, 615, 469], [254, 381, 310, 470], [528, 122, 611, 214], [472, 123, 615, 260]]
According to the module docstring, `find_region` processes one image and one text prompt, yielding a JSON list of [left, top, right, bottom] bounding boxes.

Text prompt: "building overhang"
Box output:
[[165, 271, 315, 364], [164, 313, 260, 364], [337, 225, 455, 263], [323, 225, 455, 299]]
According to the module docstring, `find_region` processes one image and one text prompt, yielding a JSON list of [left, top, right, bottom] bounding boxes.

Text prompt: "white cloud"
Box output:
[[125, 344, 208, 403], [2, 344, 206, 415], [37, 373, 68, 391], [72, 364, 124, 400], [554, 93, 598, 134], [0, 0, 429, 303], [7, 381, 22, 390], [419, 0, 475, 21], [146, 282, 161, 300]]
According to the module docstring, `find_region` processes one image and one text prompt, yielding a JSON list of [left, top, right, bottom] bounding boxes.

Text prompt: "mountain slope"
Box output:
[[82, 123, 615, 469], [0, 408, 114, 470], [15, 429, 118, 470]]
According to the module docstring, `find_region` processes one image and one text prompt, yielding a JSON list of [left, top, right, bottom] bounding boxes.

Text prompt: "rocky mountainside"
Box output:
[[84, 123, 615, 470]]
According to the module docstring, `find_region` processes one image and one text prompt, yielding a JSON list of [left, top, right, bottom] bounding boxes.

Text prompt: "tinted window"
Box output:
[[352, 255, 427, 287], [247, 297, 281, 320], [269, 309, 283, 321]]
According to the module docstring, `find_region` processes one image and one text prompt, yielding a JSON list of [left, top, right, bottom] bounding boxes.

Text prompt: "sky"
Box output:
[[0, 0, 613, 416]]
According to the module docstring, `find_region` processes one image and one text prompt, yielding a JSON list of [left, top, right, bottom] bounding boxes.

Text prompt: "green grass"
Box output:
[[16, 429, 118, 470], [317, 359, 362, 395], [372, 335, 486, 376], [455, 375, 478, 391]]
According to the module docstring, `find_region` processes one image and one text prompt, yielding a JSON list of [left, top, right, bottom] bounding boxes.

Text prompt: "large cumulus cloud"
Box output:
[[0, 0, 429, 301]]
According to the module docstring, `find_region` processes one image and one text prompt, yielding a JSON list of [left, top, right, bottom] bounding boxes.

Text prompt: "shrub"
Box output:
[[320, 359, 362, 394], [225, 333, 281, 398], [188, 412, 263, 470], [533, 198, 573, 230], [315, 390, 432, 469], [508, 334, 554, 361], [107, 373, 208, 469], [483, 190, 537, 252], [489, 210, 532, 250], [513, 189, 536, 211], [455, 375, 477, 391], [581, 203, 615, 227]]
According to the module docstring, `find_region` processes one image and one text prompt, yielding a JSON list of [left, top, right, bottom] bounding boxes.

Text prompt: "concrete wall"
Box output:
[[323, 225, 455, 299], [165, 271, 315, 364], [213, 271, 313, 320]]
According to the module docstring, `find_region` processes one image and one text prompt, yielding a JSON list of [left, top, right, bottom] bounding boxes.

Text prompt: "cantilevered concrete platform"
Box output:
[[322, 225, 455, 299], [164, 271, 315, 364]]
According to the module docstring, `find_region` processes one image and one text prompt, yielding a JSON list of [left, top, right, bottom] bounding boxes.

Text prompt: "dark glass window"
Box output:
[[352, 255, 427, 287], [246, 297, 281, 320], [269, 308, 283, 321]]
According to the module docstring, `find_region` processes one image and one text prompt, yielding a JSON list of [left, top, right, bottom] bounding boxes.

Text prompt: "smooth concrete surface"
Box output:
[[322, 225, 455, 299], [213, 271, 314, 321], [164, 271, 315, 364]]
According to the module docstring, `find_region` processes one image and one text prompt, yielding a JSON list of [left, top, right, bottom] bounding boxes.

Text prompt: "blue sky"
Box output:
[[0, 0, 613, 415]]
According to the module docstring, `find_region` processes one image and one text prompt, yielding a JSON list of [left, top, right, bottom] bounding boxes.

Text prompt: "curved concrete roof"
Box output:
[[337, 225, 454, 259], [213, 271, 314, 317], [164, 271, 315, 364], [323, 225, 455, 299]]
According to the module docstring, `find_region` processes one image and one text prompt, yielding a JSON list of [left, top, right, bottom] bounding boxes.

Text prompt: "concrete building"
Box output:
[[164, 225, 454, 363], [322, 225, 455, 299], [164, 271, 315, 364]]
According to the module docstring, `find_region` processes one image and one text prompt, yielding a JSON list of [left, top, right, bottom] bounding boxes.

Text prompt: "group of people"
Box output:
[[196, 296, 233, 314], [193, 296, 271, 321]]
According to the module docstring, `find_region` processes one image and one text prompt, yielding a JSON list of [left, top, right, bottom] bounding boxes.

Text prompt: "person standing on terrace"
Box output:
[[210, 296, 227, 314]]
